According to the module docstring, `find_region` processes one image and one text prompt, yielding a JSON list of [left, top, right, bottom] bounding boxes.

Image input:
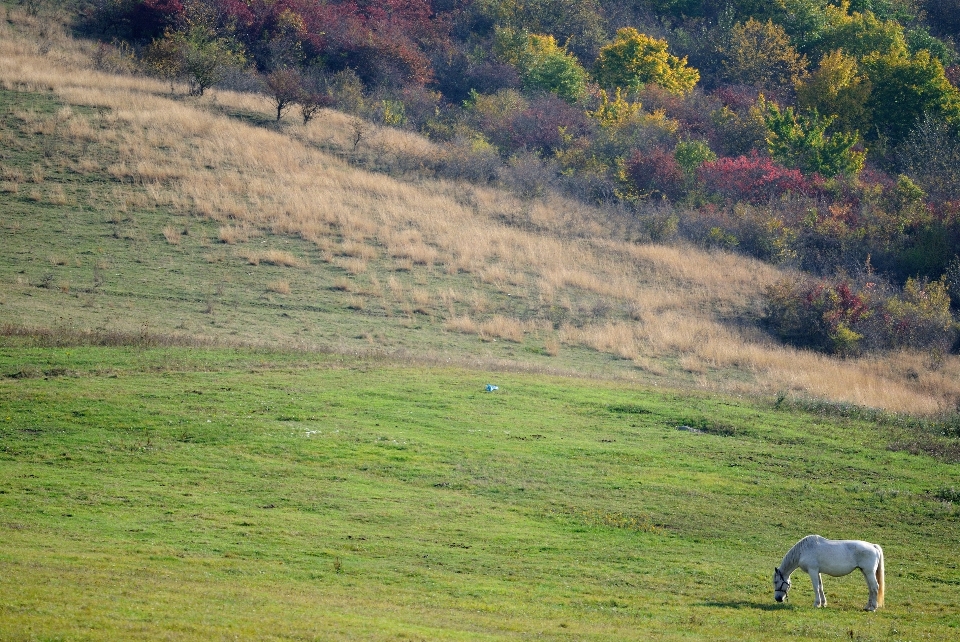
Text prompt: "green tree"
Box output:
[[524, 34, 589, 102], [673, 139, 716, 178], [905, 26, 956, 66], [494, 28, 589, 102], [593, 28, 700, 96], [761, 97, 866, 176], [179, 28, 246, 96], [862, 48, 960, 144], [795, 49, 873, 135], [772, 0, 835, 54], [723, 18, 808, 91]]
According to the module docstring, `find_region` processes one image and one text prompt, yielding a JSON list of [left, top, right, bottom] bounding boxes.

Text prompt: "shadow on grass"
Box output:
[[700, 600, 792, 611], [216, 106, 276, 128]]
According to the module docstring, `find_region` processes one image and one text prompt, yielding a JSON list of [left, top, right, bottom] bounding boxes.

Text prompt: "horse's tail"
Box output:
[[876, 545, 885, 608]]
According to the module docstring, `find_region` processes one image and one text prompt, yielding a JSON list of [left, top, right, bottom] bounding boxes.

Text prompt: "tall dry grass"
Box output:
[[1, 8, 958, 414]]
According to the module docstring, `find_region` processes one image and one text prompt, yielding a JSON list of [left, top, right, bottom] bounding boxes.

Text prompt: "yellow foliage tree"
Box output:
[[723, 18, 808, 91], [795, 49, 873, 135], [586, 88, 642, 128], [592, 28, 699, 96]]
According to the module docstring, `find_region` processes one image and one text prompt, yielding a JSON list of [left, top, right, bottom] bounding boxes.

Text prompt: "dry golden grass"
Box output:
[[266, 279, 291, 295], [444, 316, 478, 335], [217, 223, 258, 245], [3, 11, 959, 414], [47, 184, 67, 205], [162, 225, 181, 245], [240, 250, 304, 268], [2, 164, 24, 183], [338, 239, 377, 260], [334, 257, 368, 275]]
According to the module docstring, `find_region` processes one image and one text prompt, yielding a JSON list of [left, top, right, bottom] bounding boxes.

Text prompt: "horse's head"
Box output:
[[773, 567, 792, 602]]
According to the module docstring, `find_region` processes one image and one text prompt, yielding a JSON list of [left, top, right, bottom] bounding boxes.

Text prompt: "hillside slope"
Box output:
[[1, 6, 959, 414]]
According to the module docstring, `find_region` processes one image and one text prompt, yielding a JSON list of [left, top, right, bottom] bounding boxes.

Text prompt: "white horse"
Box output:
[[773, 534, 884, 611]]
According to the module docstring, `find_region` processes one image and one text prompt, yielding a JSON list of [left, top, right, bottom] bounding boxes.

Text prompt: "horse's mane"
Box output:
[[780, 534, 823, 570]]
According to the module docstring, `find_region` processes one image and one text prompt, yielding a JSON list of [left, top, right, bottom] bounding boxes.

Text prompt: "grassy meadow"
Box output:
[[0, 4, 959, 640], [2, 347, 959, 641]]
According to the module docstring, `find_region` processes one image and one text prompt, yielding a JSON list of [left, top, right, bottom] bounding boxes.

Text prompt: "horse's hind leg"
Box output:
[[861, 565, 879, 611]]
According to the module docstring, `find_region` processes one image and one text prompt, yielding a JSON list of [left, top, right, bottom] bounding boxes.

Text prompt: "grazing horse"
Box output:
[[773, 534, 884, 611]]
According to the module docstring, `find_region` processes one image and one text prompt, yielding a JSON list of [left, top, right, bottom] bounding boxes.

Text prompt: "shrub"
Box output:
[[764, 276, 958, 355], [708, 102, 768, 158], [760, 98, 865, 178], [494, 28, 589, 102], [439, 135, 502, 184], [505, 95, 591, 156], [764, 277, 873, 355], [877, 277, 956, 352], [673, 139, 716, 178]]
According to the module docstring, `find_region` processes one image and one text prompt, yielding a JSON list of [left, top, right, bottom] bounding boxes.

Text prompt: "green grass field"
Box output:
[[1, 346, 958, 640]]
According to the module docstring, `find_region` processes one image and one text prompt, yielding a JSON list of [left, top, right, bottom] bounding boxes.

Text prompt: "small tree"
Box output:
[[174, 24, 245, 96], [143, 31, 186, 93], [593, 28, 699, 96], [673, 139, 716, 187], [761, 97, 865, 177], [264, 67, 303, 122], [299, 90, 331, 125]]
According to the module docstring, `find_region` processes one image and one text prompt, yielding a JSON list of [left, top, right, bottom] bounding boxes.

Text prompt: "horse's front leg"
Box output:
[[809, 570, 826, 607]]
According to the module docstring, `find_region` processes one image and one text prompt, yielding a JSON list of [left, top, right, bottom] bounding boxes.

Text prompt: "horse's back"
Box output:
[[801, 537, 880, 576]]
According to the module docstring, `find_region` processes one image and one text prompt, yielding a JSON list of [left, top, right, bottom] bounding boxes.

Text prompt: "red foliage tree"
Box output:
[[505, 95, 591, 156], [624, 147, 686, 201], [698, 153, 816, 204]]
